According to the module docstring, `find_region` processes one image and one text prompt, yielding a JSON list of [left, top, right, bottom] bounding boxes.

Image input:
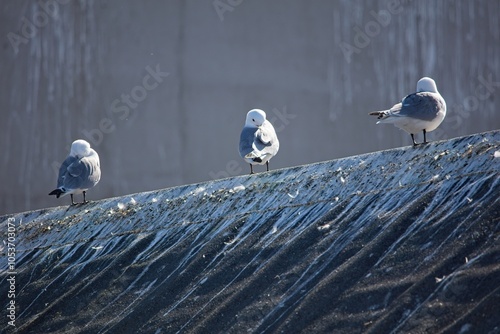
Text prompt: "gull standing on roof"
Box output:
[[49, 139, 101, 205], [369, 77, 446, 146], [239, 109, 280, 174]]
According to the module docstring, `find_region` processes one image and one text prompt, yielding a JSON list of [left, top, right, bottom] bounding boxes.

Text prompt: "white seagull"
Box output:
[[369, 77, 447, 146], [49, 139, 101, 205], [239, 109, 280, 174]]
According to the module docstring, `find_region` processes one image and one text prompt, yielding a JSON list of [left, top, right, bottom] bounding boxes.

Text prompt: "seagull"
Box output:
[[49, 139, 101, 205], [369, 77, 446, 146], [239, 109, 280, 174]]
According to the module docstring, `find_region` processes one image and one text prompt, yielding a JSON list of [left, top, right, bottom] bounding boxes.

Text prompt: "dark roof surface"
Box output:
[[2, 131, 500, 334]]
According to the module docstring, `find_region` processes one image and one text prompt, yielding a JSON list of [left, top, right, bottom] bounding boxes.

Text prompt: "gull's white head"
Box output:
[[70, 139, 92, 158], [245, 109, 267, 127], [416, 77, 438, 93]]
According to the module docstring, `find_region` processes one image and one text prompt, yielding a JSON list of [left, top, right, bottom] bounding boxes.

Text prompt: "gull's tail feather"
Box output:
[[369, 110, 390, 120], [245, 151, 264, 163], [49, 188, 64, 198], [245, 151, 259, 158]]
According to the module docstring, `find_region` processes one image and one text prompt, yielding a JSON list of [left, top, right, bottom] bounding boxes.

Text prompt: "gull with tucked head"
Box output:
[[49, 139, 101, 205], [239, 109, 280, 174], [369, 77, 447, 146]]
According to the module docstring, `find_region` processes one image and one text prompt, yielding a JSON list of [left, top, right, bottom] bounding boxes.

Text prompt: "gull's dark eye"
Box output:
[[252, 118, 255, 122]]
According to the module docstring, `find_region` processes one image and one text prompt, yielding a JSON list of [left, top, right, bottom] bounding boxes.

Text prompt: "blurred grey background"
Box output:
[[1, 0, 499, 215]]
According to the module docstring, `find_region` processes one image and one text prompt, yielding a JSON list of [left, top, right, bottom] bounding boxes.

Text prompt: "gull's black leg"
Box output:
[[250, 164, 254, 174], [411, 134, 418, 146], [266, 161, 269, 171], [83, 191, 88, 204], [70, 194, 76, 206], [423, 129, 427, 144]]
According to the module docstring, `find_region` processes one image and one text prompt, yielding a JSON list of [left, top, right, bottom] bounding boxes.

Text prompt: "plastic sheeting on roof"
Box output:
[[1, 131, 500, 333]]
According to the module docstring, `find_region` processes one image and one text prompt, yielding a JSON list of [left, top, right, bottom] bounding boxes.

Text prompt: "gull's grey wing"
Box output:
[[393, 92, 444, 121], [239, 127, 257, 158], [62, 154, 100, 190], [56, 156, 77, 188]]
